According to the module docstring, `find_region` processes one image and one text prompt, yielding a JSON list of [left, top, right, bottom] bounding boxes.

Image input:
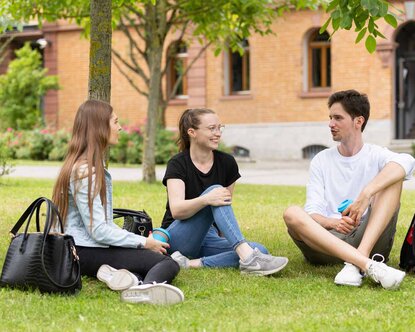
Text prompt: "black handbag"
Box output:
[[399, 213, 415, 272], [113, 208, 153, 237], [0, 197, 81, 294]]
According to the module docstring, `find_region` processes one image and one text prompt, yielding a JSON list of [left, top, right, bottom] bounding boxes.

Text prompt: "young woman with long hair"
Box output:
[[161, 108, 288, 275], [52, 100, 183, 305]]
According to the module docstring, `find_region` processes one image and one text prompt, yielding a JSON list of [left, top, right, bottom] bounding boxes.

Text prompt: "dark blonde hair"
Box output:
[[52, 99, 113, 228], [177, 108, 215, 151]]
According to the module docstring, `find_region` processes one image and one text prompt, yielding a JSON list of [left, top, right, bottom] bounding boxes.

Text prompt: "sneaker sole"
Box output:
[[121, 284, 184, 305], [97, 265, 136, 291], [382, 271, 406, 290], [334, 280, 362, 287], [240, 258, 289, 276]]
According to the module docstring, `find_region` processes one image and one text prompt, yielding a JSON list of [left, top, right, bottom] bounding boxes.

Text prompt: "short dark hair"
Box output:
[[328, 90, 370, 132]]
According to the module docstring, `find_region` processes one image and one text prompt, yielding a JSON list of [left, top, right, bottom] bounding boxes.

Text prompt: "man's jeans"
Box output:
[[167, 185, 268, 267]]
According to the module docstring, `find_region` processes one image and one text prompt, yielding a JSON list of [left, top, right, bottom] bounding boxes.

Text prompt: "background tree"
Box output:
[[0, 0, 400, 182]]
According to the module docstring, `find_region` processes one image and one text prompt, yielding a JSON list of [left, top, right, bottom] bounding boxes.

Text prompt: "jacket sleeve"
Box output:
[[71, 175, 146, 248]]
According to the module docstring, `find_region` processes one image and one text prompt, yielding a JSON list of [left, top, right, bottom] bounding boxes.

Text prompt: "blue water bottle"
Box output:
[[338, 199, 353, 213], [152, 227, 171, 243]]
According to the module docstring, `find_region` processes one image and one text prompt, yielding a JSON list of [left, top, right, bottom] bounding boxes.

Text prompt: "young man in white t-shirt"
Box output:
[[283, 90, 415, 290]]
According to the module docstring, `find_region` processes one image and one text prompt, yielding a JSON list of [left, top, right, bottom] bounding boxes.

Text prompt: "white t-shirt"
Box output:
[[304, 144, 415, 219]]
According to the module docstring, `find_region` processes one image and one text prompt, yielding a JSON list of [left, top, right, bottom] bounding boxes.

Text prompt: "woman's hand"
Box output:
[[204, 187, 232, 206], [144, 233, 169, 255]]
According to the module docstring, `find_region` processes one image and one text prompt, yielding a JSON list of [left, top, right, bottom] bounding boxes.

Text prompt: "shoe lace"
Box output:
[[371, 253, 385, 263], [367, 256, 387, 283], [151, 281, 167, 285]]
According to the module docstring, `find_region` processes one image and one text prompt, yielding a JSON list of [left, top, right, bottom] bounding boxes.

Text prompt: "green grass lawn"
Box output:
[[0, 178, 414, 331]]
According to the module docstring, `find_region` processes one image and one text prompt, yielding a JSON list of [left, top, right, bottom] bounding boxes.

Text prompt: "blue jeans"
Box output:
[[166, 185, 268, 267]]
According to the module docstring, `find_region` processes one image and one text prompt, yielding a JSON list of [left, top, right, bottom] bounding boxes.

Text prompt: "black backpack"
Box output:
[[399, 214, 415, 272]]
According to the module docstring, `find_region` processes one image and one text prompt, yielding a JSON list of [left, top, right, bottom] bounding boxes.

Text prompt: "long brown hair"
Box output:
[[177, 108, 215, 151], [52, 99, 113, 228]]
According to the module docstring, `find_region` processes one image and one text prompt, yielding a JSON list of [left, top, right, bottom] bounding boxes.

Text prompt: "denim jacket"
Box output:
[[65, 167, 146, 248]]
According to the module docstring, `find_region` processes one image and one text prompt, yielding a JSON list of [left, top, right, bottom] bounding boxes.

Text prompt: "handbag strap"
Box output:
[[9, 197, 48, 236], [113, 208, 151, 220], [40, 198, 81, 289]]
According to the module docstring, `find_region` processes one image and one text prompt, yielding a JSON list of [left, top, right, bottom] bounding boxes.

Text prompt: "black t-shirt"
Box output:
[[161, 150, 241, 229]]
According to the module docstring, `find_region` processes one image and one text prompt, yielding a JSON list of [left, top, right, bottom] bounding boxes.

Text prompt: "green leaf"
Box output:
[[361, 0, 370, 10], [340, 15, 352, 29], [365, 34, 376, 53], [331, 9, 340, 20], [332, 17, 341, 30], [378, 1, 388, 16], [327, 0, 340, 12], [319, 17, 331, 34], [384, 13, 398, 28], [376, 29, 386, 39], [368, 17, 374, 33], [355, 27, 367, 43]]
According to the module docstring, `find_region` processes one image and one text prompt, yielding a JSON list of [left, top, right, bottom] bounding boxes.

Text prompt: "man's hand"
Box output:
[[343, 192, 370, 224], [333, 216, 358, 234]]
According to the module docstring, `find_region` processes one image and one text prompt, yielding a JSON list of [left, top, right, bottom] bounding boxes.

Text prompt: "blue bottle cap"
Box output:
[[338, 199, 353, 213], [152, 227, 171, 242]]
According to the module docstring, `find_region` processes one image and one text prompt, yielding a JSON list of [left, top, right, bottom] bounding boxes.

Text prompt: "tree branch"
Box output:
[[113, 57, 148, 97], [118, 15, 145, 58], [112, 47, 149, 85]]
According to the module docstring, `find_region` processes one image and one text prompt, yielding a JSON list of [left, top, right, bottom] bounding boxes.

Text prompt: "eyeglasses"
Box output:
[[204, 125, 225, 134]]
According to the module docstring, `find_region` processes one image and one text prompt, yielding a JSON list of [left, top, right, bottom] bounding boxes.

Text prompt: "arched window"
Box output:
[[166, 42, 188, 98], [308, 30, 331, 90], [224, 39, 250, 95], [302, 144, 328, 159]]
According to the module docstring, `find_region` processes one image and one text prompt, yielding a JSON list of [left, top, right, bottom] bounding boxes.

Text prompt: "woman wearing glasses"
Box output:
[[161, 108, 288, 274]]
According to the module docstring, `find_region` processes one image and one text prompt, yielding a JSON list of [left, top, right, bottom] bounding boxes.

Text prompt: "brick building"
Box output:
[[1, 2, 415, 160]]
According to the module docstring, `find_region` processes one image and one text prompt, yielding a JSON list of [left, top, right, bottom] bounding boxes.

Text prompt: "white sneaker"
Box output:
[[367, 260, 406, 290], [121, 283, 184, 305], [171, 251, 190, 269], [97, 264, 139, 291], [334, 263, 363, 287]]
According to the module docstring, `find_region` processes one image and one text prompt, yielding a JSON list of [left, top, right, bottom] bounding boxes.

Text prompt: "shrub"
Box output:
[[28, 129, 54, 160], [48, 130, 70, 161], [155, 129, 178, 164], [0, 126, 229, 165], [0, 43, 59, 130], [0, 135, 13, 177]]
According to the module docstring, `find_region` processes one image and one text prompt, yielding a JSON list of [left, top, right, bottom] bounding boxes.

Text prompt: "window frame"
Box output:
[[166, 42, 188, 99], [224, 39, 250, 96], [307, 30, 331, 91]]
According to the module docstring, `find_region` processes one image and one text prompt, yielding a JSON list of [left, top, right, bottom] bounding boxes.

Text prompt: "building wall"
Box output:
[[4, 3, 409, 160]]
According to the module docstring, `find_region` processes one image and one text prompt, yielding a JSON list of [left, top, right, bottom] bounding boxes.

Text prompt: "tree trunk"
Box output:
[[88, 0, 112, 102], [142, 49, 163, 182], [142, 1, 167, 183]]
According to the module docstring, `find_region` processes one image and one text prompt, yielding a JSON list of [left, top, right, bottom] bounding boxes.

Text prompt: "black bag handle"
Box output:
[[10, 197, 81, 289], [113, 208, 151, 221], [9, 197, 47, 236]]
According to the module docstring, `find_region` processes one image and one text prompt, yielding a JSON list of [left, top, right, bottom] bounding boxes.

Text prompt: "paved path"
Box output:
[[5, 160, 415, 190]]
